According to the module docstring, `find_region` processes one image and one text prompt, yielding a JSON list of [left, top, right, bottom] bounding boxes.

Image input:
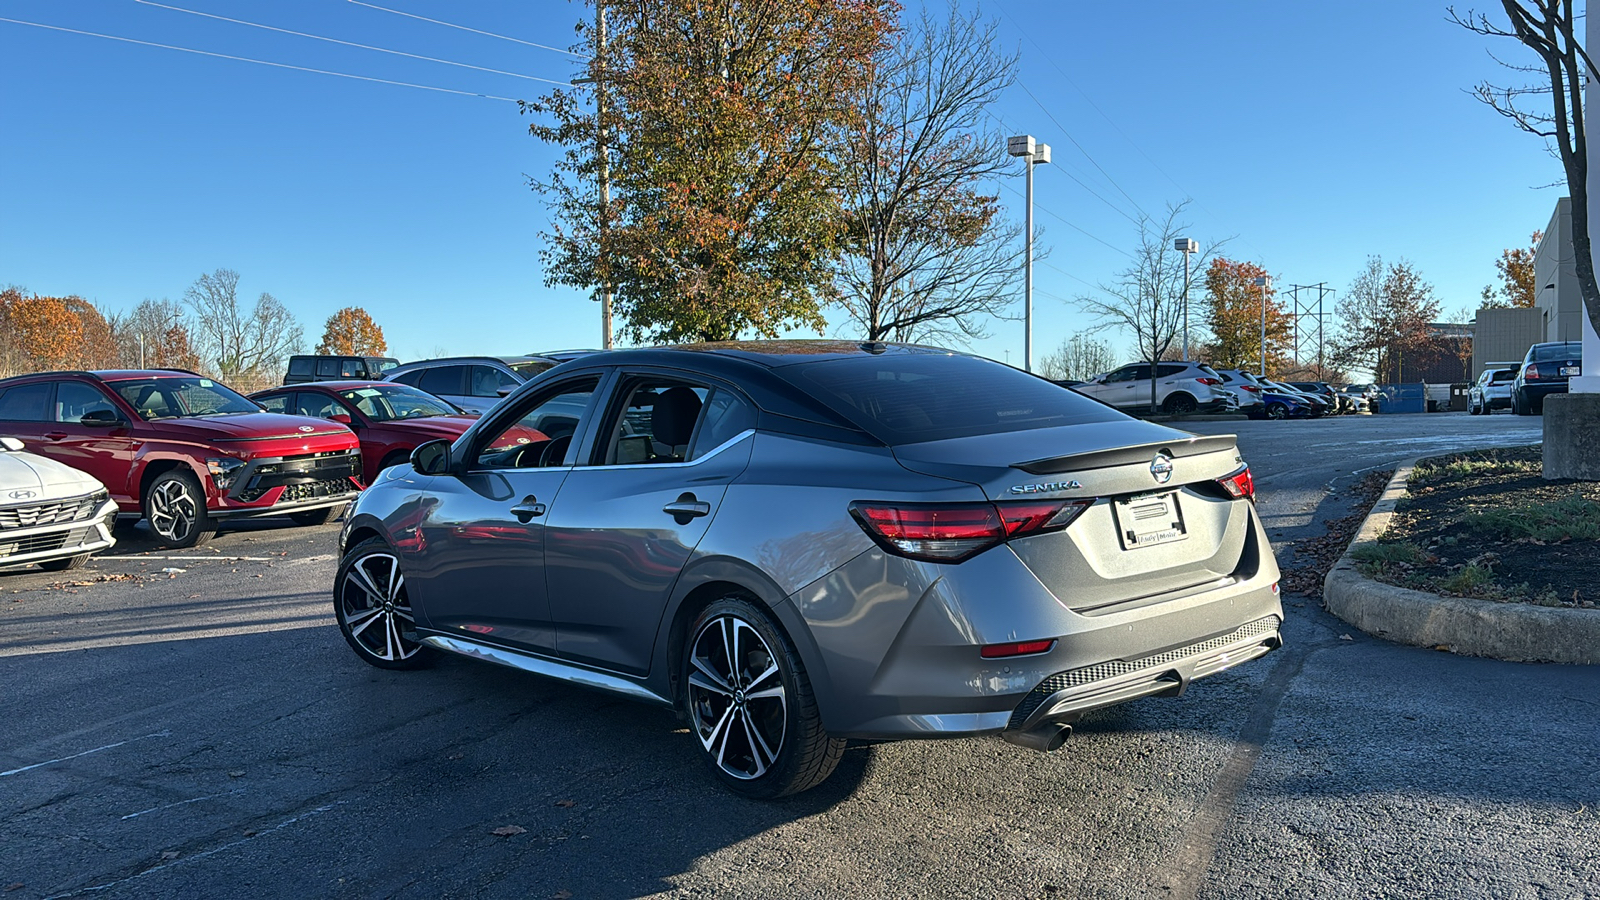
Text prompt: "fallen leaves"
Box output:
[[1278, 469, 1394, 600], [160, 850, 180, 861], [554, 799, 575, 808], [490, 825, 527, 837]]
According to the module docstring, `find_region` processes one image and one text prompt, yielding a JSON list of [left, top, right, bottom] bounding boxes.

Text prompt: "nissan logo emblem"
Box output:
[[1150, 453, 1174, 484]]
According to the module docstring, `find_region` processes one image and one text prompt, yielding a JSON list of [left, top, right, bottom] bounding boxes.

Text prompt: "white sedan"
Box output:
[[0, 436, 118, 573]]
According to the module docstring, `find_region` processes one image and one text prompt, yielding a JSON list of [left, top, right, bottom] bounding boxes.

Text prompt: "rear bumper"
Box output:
[[789, 504, 1284, 740], [0, 498, 118, 569], [1521, 382, 1569, 403]]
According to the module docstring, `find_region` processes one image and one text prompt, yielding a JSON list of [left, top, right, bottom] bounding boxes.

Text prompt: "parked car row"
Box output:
[[1063, 362, 1373, 421]]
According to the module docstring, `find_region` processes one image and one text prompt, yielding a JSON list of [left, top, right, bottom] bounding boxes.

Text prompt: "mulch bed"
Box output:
[[1365, 446, 1599, 609]]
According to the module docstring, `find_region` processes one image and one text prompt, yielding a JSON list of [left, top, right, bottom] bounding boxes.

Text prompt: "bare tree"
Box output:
[[1451, 1, 1600, 338], [113, 299, 193, 368], [1037, 334, 1118, 381], [1329, 256, 1441, 381], [1074, 201, 1223, 412], [833, 2, 1023, 345], [184, 269, 304, 379]]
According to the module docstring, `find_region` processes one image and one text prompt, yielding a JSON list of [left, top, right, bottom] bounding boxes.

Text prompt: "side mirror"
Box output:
[[81, 409, 124, 427], [497, 385, 515, 398], [0, 436, 23, 451], [329, 413, 353, 425], [411, 439, 453, 476]]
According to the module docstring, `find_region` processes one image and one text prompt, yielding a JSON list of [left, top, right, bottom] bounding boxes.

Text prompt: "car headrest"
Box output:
[[652, 386, 702, 447]]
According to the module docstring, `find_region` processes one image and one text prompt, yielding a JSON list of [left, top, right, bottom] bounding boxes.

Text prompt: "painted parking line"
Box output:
[[95, 555, 278, 562], [0, 730, 171, 778]]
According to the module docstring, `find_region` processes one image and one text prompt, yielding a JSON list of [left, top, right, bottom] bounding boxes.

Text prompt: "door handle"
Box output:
[[663, 492, 711, 523], [45, 432, 68, 441], [511, 495, 547, 523]]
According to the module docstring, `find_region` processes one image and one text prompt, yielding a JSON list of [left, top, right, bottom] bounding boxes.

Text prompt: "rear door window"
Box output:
[[0, 382, 54, 421], [256, 393, 292, 414], [1156, 364, 1187, 378], [469, 366, 518, 398], [418, 366, 467, 397], [787, 354, 1121, 444]]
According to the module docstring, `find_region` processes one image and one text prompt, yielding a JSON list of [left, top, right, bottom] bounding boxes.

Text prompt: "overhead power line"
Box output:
[[982, 110, 1142, 227], [1016, 81, 1151, 222], [346, 0, 585, 58], [133, 0, 571, 85], [996, 180, 1132, 260], [0, 17, 529, 102]]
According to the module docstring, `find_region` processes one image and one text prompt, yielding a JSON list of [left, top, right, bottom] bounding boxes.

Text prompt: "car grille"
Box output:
[[234, 450, 361, 503], [0, 496, 99, 530], [1007, 615, 1282, 729], [0, 526, 94, 556]]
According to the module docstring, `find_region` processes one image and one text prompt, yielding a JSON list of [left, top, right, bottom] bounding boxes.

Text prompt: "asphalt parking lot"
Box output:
[[3, 412, 1596, 899]]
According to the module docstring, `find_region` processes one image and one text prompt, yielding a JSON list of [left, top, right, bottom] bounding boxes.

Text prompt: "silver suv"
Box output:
[[385, 356, 562, 415], [1074, 361, 1234, 414], [336, 342, 1283, 798]]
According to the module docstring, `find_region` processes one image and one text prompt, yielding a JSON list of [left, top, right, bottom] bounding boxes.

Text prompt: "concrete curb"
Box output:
[[1322, 458, 1600, 665]]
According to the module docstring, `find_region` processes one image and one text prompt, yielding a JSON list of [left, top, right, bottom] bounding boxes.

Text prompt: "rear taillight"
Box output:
[[1218, 465, 1255, 502], [1196, 377, 1222, 386], [1241, 384, 1261, 393], [850, 499, 1091, 562], [1524, 364, 1541, 380]]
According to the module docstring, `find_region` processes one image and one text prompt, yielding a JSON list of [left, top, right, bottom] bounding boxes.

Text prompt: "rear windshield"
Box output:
[[1531, 342, 1582, 361], [785, 353, 1123, 444], [508, 359, 557, 378]]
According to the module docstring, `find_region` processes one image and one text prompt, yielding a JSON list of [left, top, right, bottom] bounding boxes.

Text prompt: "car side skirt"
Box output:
[[418, 633, 673, 708]]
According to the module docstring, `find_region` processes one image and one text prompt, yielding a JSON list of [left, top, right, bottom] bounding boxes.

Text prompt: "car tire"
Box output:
[[144, 469, 216, 549], [683, 596, 845, 799], [1513, 391, 1529, 415], [1161, 393, 1198, 415], [38, 553, 91, 572], [290, 506, 341, 527], [1265, 403, 1287, 420], [335, 537, 432, 670]]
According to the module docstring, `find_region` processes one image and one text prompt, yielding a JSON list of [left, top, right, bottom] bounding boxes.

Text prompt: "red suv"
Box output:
[[0, 370, 363, 547], [249, 381, 478, 485]]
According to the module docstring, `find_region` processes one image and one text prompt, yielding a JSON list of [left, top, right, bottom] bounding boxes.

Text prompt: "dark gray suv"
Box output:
[[336, 342, 1283, 797]]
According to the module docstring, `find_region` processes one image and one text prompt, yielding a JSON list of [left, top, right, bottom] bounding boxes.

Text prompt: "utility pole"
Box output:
[[596, 2, 613, 350], [1253, 275, 1270, 376], [1288, 281, 1333, 376], [1175, 238, 1197, 359]]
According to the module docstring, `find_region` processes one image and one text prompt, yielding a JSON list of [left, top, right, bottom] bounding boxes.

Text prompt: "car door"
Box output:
[[0, 382, 57, 451], [417, 365, 476, 414], [1074, 366, 1129, 404], [543, 374, 757, 675], [47, 381, 140, 503], [404, 373, 607, 654]]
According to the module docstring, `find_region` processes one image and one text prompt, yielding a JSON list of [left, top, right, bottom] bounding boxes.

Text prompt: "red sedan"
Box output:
[[250, 381, 478, 485]]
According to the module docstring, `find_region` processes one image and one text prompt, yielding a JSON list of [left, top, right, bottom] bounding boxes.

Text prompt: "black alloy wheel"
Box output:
[[335, 538, 431, 669], [1162, 393, 1198, 415], [683, 596, 844, 798]]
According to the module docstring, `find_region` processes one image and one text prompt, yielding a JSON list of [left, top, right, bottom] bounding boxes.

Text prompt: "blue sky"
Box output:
[[0, 0, 1570, 367]]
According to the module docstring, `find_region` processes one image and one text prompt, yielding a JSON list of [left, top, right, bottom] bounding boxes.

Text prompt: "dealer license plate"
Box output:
[[1560, 365, 1581, 377], [1114, 491, 1187, 549]]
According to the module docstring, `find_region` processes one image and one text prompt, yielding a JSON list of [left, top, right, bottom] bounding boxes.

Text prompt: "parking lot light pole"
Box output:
[[1253, 275, 1270, 376], [1175, 238, 1197, 359], [1008, 135, 1050, 372]]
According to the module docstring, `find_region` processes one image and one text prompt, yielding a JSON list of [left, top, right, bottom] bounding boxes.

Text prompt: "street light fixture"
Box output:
[[1008, 135, 1050, 372], [1175, 238, 1198, 359], [1252, 275, 1271, 376]]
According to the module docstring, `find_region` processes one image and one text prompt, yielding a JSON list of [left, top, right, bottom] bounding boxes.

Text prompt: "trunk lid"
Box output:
[[891, 423, 1258, 614]]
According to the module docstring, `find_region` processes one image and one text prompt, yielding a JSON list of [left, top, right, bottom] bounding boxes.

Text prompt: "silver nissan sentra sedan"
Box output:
[[335, 341, 1283, 797]]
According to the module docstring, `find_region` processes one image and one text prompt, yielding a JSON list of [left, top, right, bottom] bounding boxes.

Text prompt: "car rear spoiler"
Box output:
[[1014, 434, 1239, 475]]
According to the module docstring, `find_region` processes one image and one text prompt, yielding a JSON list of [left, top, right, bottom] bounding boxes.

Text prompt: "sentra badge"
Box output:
[[1008, 479, 1083, 495]]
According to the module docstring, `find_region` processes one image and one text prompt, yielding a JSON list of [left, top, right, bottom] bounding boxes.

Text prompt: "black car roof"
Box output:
[[595, 340, 954, 369]]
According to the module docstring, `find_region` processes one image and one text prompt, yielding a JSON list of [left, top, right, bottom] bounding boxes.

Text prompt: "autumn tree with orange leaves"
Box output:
[[1480, 230, 1541, 308], [0, 289, 87, 371], [1202, 258, 1293, 374], [316, 307, 387, 356], [524, 0, 893, 343]]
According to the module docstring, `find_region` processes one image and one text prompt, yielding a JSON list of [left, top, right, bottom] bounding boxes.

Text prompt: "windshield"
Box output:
[[508, 359, 557, 378], [338, 384, 459, 422], [1531, 342, 1582, 361], [786, 352, 1123, 444], [113, 377, 259, 420]]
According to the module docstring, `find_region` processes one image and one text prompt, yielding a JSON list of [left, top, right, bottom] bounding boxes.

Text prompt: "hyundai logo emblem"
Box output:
[[8, 489, 36, 500], [1150, 453, 1174, 484], [298, 425, 315, 433]]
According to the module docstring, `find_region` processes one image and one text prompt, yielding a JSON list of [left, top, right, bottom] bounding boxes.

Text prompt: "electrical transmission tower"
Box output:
[[1287, 282, 1334, 375]]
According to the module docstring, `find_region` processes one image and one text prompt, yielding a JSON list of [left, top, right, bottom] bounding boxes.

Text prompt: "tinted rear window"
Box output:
[[785, 354, 1123, 444], [1531, 343, 1582, 361]]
